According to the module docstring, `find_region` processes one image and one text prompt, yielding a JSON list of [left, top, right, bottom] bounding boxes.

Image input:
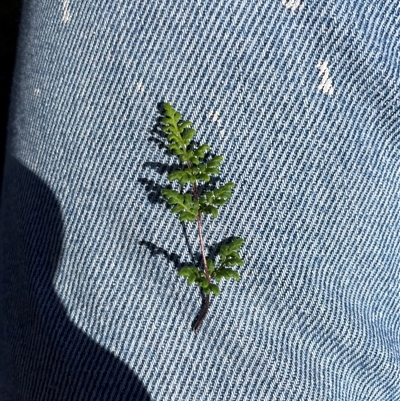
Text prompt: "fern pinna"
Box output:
[[160, 103, 245, 331]]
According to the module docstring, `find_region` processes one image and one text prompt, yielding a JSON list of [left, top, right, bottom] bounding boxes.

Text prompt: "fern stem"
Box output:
[[193, 294, 210, 331], [193, 181, 211, 331], [184, 145, 211, 330], [193, 182, 210, 281]]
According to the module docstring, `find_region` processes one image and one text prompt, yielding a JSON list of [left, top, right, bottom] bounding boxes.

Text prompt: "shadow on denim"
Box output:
[[0, 156, 150, 401]]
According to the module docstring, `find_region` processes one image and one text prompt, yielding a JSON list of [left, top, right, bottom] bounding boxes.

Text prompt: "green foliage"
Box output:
[[177, 236, 244, 293], [178, 265, 220, 295], [161, 189, 199, 222], [160, 102, 244, 324], [199, 182, 235, 218], [218, 238, 245, 268]]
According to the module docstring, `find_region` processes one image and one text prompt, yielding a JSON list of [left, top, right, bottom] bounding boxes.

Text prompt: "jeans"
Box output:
[[1, 0, 399, 400]]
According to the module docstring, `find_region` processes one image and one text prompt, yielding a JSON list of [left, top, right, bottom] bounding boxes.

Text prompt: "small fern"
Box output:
[[160, 103, 244, 331]]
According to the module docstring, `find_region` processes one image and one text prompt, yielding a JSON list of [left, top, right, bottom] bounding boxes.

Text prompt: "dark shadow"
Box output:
[[180, 222, 197, 265], [146, 102, 169, 155], [142, 161, 177, 175], [0, 156, 151, 401], [139, 240, 183, 271], [137, 178, 169, 205], [0, 0, 23, 189], [139, 219, 201, 272]]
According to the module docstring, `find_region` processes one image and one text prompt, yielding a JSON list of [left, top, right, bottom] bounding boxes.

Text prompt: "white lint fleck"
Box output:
[[62, 0, 71, 24], [282, 0, 303, 11], [207, 110, 221, 125], [317, 61, 334, 96], [207, 111, 225, 137], [136, 82, 144, 93]]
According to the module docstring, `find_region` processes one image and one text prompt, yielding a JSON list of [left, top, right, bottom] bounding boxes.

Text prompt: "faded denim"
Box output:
[[1, 0, 399, 400]]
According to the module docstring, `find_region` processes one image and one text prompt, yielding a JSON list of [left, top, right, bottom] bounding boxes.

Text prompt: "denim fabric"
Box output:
[[1, 0, 399, 400]]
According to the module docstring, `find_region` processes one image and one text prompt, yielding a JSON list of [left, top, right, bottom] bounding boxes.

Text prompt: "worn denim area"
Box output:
[[1, 0, 399, 400]]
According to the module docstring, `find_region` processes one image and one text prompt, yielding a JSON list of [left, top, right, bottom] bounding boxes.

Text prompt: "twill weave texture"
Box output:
[[1, 0, 399, 400]]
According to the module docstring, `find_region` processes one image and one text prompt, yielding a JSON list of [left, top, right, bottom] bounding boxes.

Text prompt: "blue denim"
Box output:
[[1, 0, 399, 400]]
